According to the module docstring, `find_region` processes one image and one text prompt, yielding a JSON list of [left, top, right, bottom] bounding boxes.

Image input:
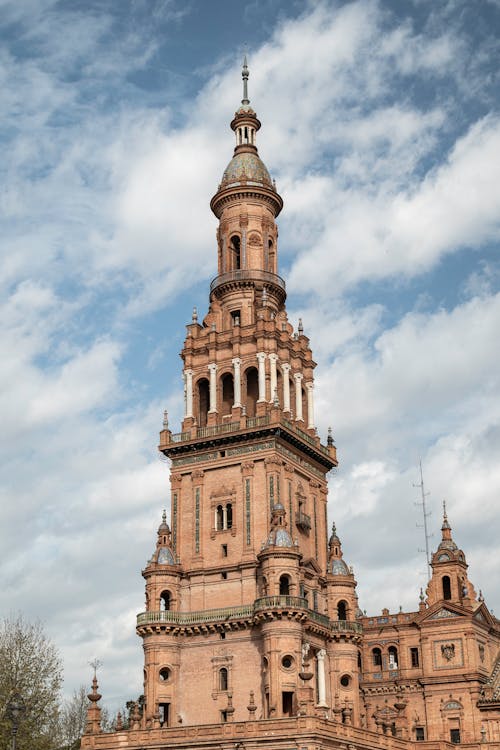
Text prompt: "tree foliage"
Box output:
[[0, 615, 63, 750], [58, 686, 88, 750]]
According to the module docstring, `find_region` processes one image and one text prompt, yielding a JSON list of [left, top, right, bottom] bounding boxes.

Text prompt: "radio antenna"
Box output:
[[413, 460, 432, 581]]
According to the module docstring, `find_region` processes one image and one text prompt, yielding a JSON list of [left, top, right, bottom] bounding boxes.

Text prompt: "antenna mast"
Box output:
[[414, 460, 432, 581]]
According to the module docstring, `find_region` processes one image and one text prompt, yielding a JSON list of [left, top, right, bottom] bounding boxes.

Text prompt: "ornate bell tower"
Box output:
[[135, 60, 363, 730]]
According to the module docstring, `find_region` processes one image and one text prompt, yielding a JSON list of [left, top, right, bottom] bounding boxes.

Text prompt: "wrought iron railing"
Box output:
[[295, 511, 312, 530], [210, 269, 286, 295], [253, 595, 308, 611]]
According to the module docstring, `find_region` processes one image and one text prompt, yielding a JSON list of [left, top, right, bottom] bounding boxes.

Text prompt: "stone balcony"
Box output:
[[160, 413, 337, 468], [137, 597, 362, 638]]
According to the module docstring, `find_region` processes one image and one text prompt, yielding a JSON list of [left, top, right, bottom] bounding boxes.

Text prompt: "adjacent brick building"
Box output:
[[82, 61, 500, 750]]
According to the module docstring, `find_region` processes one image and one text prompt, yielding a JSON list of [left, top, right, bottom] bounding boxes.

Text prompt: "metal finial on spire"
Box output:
[[241, 56, 250, 105], [298, 318, 304, 334], [162, 509, 167, 525]]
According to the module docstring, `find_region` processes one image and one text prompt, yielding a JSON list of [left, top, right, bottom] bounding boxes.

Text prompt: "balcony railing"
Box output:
[[138, 599, 363, 635], [167, 415, 331, 459], [210, 269, 286, 295], [295, 511, 312, 531], [253, 595, 308, 612]]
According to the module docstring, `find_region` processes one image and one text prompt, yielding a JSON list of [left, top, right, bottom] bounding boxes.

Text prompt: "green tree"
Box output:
[[0, 615, 63, 750]]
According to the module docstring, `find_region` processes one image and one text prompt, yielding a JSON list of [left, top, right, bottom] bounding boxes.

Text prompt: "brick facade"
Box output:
[[82, 62, 500, 750]]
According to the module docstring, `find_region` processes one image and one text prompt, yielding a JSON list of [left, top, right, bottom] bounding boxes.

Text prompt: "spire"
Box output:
[[241, 55, 250, 106], [442, 500, 451, 533]]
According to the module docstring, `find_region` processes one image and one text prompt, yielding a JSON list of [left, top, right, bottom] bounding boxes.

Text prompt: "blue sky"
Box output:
[[1, 0, 500, 711]]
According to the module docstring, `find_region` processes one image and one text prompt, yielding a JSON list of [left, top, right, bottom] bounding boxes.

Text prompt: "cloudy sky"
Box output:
[[1, 0, 500, 712]]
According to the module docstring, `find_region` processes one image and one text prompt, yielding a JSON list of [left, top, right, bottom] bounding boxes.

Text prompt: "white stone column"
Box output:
[[257, 352, 267, 402], [208, 363, 217, 413], [294, 372, 303, 421], [222, 505, 228, 531], [282, 363, 291, 412], [232, 357, 242, 407], [306, 381, 314, 429], [269, 353, 278, 403], [316, 649, 327, 707], [184, 369, 193, 418]]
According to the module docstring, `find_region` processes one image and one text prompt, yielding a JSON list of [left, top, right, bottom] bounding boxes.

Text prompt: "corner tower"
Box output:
[[135, 62, 356, 730]]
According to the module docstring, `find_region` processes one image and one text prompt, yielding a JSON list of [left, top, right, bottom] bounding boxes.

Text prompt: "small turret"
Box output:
[[425, 503, 477, 607], [326, 522, 358, 619]]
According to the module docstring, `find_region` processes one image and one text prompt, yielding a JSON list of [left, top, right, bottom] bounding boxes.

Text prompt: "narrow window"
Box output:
[[372, 648, 382, 667], [282, 691, 294, 717], [158, 702, 170, 727], [226, 503, 233, 530], [160, 591, 171, 611], [221, 544, 228, 557], [221, 571, 227, 580], [337, 601, 347, 621], [279, 575, 290, 596], [245, 367, 258, 417], [219, 667, 228, 691], [221, 709, 228, 722], [450, 729, 460, 744], [229, 235, 241, 270], [197, 378, 209, 427], [216, 504, 224, 531], [416, 727, 425, 741], [410, 647, 420, 667], [231, 309, 240, 326], [221, 373, 234, 416], [388, 646, 398, 669], [443, 575, 452, 600]]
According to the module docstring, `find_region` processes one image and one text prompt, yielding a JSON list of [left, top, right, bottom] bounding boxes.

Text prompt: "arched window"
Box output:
[[301, 386, 307, 423], [357, 651, 362, 670], [219, 667, 228, 691], [279, 575, 290, 596], [226, 503, 233, 530], [337, 601, 348, 621], [197, 378, 209, 427], [160, 591, 171, 611], [268, 239, 275, 272], [221, 373, 234, 416], [443, 575, 452, 600], [388, 646, 398, 669], [372, 648, 382, 667], [245, 367, 258, 417], [216, 505, 224, 531], [229, 235, 241, 270]]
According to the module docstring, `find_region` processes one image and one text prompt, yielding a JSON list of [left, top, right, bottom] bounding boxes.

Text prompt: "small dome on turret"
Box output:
[[328, 522, 352, 575], [331, 558, 350, 576], [264, 502, 293, 548], [221, 152, 272, 187], [151, 510, 176, 566]]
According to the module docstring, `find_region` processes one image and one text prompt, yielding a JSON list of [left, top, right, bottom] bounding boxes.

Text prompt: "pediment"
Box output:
[[472, 602, 498, 629], [428, 607, 463, 620], [302, 557, 322, 574], [417, 601, 467, 624]]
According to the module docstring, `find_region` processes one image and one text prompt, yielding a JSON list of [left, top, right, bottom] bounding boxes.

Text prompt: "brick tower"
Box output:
[[81, 62, 500, 750], [135, 58, 364, 728]]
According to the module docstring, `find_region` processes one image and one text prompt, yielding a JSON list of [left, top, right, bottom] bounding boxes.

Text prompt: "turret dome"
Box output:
[[221, 151, 272, 187]]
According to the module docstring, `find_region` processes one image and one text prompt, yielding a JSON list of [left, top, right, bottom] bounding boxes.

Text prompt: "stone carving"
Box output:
[[441, 643, 456, 661]]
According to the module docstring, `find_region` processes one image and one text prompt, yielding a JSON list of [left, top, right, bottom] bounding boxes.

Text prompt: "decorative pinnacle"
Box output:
[[419, 587, 425, 602], [327, 426, 334, 446], [298, 318, 304, 334], [162, 509, 167, 525], [163, 410, 169, 429], [242, 55, 250, 105], [192, 306, 198, 323]]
